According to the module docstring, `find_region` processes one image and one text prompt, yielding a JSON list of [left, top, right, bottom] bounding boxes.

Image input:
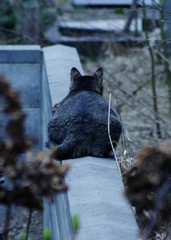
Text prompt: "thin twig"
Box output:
[[155, 49, 171, 65], [0, 27, 35, 43], [142, 0, 162, 138], [90, 60, 171, 137], [3, 205, 12, 240], [138, 0, 171, 15], [26, 208, 33, 240], [142, 179, 171, 240], [108, 93, 122, 177], [151, 0, 162, 10], [115, 98, 127, 152], [104, 70, 170, 131]]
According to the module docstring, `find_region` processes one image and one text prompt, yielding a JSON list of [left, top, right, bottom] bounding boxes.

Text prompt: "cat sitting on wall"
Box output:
[[46, 67, 122, 160]]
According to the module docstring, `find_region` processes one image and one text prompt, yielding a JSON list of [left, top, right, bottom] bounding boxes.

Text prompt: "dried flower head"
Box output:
[[0, 75, 69, 209], [124, 144, 171, 239]]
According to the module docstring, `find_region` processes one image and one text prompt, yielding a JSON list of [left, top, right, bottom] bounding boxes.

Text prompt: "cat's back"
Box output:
[[53, 91, 107, 116]]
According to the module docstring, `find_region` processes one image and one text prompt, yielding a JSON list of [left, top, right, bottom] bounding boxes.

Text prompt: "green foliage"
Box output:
[[72, 214, 80, 234], [43, 228, 51, 240], [0, 13, 16, 29], [41, 8, 56, 27], [114, 7, 125, 14], [19, 232, 27, 240], [0, 0, 17, 29]]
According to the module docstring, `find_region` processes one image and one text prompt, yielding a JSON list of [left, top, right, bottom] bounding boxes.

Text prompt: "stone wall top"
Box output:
[[0, 45, 41, 63]]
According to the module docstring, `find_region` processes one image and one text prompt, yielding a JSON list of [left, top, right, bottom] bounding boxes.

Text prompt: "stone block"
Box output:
[[42, 63, 52, 145], [0, 45, 41, 63], [0, 63, 41, 108], [66, 157, 138, 240], [24, 108, 42, 149]]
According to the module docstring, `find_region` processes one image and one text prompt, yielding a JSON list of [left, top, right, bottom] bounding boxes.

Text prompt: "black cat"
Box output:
[[47, 67, 122, 159]]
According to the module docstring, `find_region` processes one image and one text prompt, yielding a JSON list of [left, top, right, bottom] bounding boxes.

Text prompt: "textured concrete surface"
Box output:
[[0, 63, 41, 108], [66, 157, 138, 240], [43, 45, 83, 105], [42, 60, 52, 146], [42, 45, 82, 240], [0, 45, 42, 149], [0, 46, 42, 223]]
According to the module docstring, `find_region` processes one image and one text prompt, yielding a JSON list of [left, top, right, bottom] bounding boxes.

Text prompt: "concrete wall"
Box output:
[[0, 45, 42, 149], [42, 45, 81, 240], [0, 45, 73, 239]]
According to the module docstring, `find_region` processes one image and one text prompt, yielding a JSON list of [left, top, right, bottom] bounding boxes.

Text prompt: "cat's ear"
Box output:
[[70, 67, 81, 82], [94, 67, 103, 83]]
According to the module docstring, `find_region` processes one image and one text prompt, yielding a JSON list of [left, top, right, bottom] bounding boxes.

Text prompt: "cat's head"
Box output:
[[69, 67, 103, 95]]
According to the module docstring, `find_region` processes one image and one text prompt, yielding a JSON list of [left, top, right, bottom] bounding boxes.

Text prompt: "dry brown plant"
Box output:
[[124, 144, 171, 239], [0, 75, 69, 239]]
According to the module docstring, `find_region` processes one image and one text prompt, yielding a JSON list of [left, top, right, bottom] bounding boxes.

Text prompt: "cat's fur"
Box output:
[[47, 67, 122, 159]]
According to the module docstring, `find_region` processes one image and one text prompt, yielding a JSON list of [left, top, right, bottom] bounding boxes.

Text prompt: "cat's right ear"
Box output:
[[70, 67, 81, 82]]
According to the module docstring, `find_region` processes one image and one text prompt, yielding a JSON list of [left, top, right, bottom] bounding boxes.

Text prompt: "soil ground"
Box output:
[[0, 208, 43, 240]]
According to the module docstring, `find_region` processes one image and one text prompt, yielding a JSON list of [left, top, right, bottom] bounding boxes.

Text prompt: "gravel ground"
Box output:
[[0, 207, 43, 240]]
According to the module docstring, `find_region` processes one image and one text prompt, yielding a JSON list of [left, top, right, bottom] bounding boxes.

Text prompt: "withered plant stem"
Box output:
[[108, 93, 122, 177], [26, 208, 32, 240], [3, 205, 11, 240], [159, 0, 171, 113], [142, 0, 162, 138]]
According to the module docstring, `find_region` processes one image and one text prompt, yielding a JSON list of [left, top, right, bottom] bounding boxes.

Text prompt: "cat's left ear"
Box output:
[[94, 67, 103, 83], [71, 67, 81, 82]]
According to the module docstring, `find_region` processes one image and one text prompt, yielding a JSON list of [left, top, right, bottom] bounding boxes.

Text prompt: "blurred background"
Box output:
[[0, 0, 171, 158], [0, 1, 171, 239]]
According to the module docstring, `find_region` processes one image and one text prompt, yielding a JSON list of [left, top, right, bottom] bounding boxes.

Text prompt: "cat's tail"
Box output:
[[46, 137, 76, 160]]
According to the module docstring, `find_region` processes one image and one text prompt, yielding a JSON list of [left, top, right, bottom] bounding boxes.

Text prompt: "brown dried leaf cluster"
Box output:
[[0, 75, 69, 209], [124, 144, 171, 238]]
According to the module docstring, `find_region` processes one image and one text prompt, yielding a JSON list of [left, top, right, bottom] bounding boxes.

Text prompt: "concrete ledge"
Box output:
[[0, 45, 42, 63], [66, 157, 138, 240], [43, 44, 139, 240], [43, 45, 83, 104], [43, 44, 83, 240]]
